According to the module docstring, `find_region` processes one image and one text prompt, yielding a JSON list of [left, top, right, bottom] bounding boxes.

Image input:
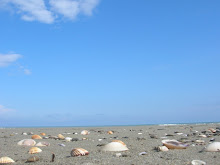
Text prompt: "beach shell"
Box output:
[[28, 147, 42, 154], [107, 131, 113, 135], [81, 130, 89, 135], [36, 141, 50, 147], [40, 133, 46, 136], [208, 128, 216, 133], [157, 146, 169, 152], [31, 135, 42, 139], [58, 134, 65, 140], [0, 157, 15, 164], [162, 139, 188, 149], [198, 134, 207, 138], [70, 148, 89, 157], [65, 137, 72, 142], [102, 141, 129, 151], [191, 160, 206, 165], [26, 156, 39, 162], [17, 139, 36, 146], [205, 142, 220, 152]]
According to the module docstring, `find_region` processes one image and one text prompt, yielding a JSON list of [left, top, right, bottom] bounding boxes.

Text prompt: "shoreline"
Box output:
[[1, 121, 220, 128]]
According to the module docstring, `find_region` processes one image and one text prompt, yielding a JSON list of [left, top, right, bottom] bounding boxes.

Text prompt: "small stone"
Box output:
[[115, 153, 122, 157]]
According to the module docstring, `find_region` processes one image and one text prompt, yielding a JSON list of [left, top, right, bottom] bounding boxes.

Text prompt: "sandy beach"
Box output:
[[0, 123, 220, 165]]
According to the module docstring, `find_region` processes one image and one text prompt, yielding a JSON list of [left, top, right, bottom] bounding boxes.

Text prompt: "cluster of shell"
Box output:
[[3, 126, 220, 164]]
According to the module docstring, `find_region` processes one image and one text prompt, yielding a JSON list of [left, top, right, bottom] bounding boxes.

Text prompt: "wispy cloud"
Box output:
[[0, 0, 100, 24], [0, 105, 14, 114], [0, 52, 31, 75], [0, 53, 22, 67], [19, 65, 32, 75]]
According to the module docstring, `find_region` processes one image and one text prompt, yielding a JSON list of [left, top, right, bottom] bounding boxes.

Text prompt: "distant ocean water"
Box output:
[[1, 121, 220, 128]]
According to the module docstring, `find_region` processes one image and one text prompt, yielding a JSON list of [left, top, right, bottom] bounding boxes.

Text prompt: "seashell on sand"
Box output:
[[29, 147, 42, 154], [26, 156, 39, 162], [58, 134, 65, 140], [102, 141, 129, 152], [31, 135, 42, 139], [205, 142, 220, 152], [162, 139, 188, 149], [71, 148, 89, 157], [81, 130, 89, 135], [0, 157, 15, 164], [198, 134, 207, 138], [208, 128, 216, 133], [65, 137, 72, 142], [191, 160, 206, 165], [157, 146, 169, 152], [40, 133, 46, 136], [107, 131, 113, 135], [17, 139, 36, 146], [36, 141, 50, 147]]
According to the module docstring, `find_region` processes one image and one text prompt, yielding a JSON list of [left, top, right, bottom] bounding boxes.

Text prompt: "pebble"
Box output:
[[58, 143, 65, 147], [115, 153, 122, 157], [139, 152, 147, 155]]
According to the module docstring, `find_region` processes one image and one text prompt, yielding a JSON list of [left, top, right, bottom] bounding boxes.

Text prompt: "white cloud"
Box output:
[[23, 69, 31, 75], [0, 105, 14, 114], [0, 53, 22, 67], [50, 0, 80, 20], [3, 0, 54, 24], [80, 0, 100, 16], [0, 0, 99, 23]]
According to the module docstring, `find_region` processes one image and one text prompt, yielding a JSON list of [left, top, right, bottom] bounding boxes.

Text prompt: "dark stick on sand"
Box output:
[[51, 152, 55, 162]]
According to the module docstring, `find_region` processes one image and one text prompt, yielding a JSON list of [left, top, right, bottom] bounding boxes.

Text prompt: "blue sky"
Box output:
[[0, 0, 220, 127]]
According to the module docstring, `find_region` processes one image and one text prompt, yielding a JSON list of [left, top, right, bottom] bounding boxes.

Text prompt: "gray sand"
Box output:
[[0, 124, 220, 165]]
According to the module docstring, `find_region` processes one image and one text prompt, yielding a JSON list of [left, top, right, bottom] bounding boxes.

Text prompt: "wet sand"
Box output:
[[0, 123, 220, 165]]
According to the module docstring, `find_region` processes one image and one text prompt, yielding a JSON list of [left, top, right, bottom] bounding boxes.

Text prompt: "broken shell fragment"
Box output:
[[29, 147, 42, 154], [36, 141, 50, 147], [205, 142, 220, 152], [40, 133, 46, 136], [31, 135, 42, 139], [81, 130, 89, 135], [0, 157, 15, 164], [26, 156, 40, 162], [191, 160, 206, 165], [162, 139, 188, 149], [58, 134, 65, 140], [107, 131, 113, 135], [17, 139, 36, 146], [102, 141, 129, 151], [70, 148, 89, 157], [65, 137, 72, 142]]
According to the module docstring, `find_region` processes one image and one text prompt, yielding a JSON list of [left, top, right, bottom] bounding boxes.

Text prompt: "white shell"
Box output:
[[0, 157, 15, 164], [102, 142, 129, 151], [162, 139, 188, 149], [17, 139, 36, 146], [205, 142, 220, 152], [81, 130, 89, 135], [191, 160, 206, 165], [65, 137, 72, 142], [158, 146, 169, 152], [36, 142, 50, 147]]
